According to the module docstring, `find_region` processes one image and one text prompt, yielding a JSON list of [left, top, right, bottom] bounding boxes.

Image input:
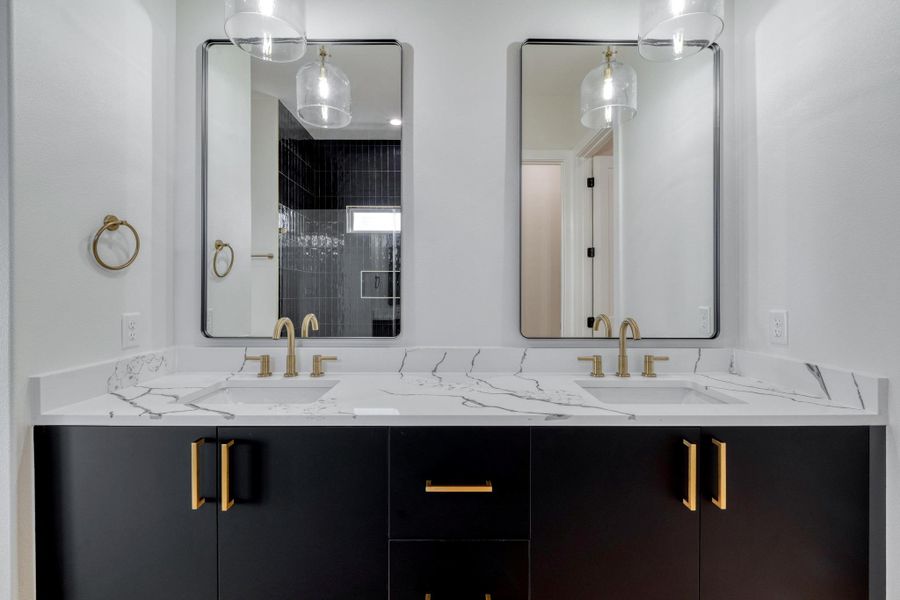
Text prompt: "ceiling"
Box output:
[[249, 42, 402, 140]]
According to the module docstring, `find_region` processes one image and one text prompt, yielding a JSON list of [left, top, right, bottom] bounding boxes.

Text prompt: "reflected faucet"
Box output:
[[616, 318, 641, 377], [592, 314, 613, 337], [301, 313, 319, 338], [273, 317, 299, 377]]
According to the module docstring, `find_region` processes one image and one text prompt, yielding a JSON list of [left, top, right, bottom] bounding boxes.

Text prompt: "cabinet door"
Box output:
[[34, 426, 218, 600], [532, 427, 700, 600], [217, 427, 388, 600], [700, 427, 870, 599], [390, 541, 529, 600]]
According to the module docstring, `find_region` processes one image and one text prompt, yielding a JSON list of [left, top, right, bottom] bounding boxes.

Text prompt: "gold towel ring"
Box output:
[[92, 215, 140, 271], [213, 240, 235, 278]]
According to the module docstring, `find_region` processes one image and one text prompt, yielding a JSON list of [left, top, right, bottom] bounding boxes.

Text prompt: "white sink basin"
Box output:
[[576, 380, 743, 405], [184, 379, 337, 406]]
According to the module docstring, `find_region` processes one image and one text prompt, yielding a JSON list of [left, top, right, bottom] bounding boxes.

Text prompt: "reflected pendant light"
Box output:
[[224, 0, 307, 62], [638, 0, 724, 61], [296, 46, 352, 129], [580, 47, 637, 130]]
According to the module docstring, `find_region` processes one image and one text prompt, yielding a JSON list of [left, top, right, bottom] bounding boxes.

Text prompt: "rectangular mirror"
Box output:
[[203, 40, 402, 338], [520, 40, 719, 339]]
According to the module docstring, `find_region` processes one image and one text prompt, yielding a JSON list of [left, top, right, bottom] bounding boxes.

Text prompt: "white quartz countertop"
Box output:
[[36, 369, 886, 427]]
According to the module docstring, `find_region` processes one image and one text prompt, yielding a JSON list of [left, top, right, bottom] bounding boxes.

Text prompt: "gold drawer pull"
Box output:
[[191, 439, 207, 510], [425, 480, 493, 493], [221, 440, 235, 512], [425, 595, 491, 599], [682, 440, 697, 512], [712, 438, 727, 510]]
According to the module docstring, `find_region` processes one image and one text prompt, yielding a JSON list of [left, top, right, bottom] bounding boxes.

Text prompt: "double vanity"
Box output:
[[32, 343, 886, 600]]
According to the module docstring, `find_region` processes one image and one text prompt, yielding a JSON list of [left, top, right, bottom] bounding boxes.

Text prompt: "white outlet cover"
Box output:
[[768, 310, 788, 345], [698, 306, 712, 336], [122, 312, 141, 349]]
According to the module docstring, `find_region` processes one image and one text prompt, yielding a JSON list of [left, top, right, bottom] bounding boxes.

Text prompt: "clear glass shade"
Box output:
[[224, 0, 307, 62], [639, 0, 724, 62], [296, 51, 352, 129], [580, 55, 637, 130]]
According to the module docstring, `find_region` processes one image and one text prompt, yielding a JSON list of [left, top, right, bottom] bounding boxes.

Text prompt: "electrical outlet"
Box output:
[[122, 312, 141, 349], [768, 310, 788, 345], [698, 306, 712, 336]]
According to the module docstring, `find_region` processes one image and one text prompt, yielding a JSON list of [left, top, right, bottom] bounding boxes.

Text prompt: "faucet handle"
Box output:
[[578, 355, 605, 378], [642, 355, 669, 378], [311, 354, 338, 378], [246, 355, 272, 378]]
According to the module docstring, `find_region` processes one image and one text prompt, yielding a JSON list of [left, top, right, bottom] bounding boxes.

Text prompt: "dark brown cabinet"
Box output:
[[532, 427, 701, 600], [390, 427, 530, 540], [390, 541, 529, 600], [34, 425, 882, 600], [532, 426, 882, 600], [699, 427, 873, 600], [34, 426, 218, 600], [217, 427, 388, 600]]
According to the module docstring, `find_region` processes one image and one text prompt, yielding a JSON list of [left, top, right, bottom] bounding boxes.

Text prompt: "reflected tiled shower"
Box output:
[[278, 103, 401, 337]]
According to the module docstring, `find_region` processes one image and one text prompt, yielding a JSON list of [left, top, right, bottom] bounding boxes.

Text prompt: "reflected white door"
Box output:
[[521, 164, 562, 337]]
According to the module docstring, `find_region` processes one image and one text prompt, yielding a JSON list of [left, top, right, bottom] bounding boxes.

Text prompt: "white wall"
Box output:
[[250, 92, 280, 336], [0, 0, 11, 597], [734, 0, 900, 593], [174, 0, 739, 349], [9, 0, 177, 597], [619, 47, 717, 337], [205, 47, 252, 336]]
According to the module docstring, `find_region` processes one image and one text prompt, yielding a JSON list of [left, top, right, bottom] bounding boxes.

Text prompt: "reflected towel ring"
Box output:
[[92, 215, 140, 271], [213, 240, 235, 278]]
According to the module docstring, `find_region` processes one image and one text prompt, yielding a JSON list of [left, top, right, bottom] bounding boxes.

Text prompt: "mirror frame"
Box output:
[[200, 39, 404, 339], [518, 39, 721, 341]]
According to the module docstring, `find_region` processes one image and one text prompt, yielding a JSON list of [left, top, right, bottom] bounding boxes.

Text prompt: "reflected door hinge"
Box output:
[[587, 247, 595, 258], [587, 177, 595, 188], [587, 316, 596, 329]]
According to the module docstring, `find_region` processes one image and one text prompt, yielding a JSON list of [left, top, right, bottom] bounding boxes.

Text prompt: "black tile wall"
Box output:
[[277, 102, 401, 337]]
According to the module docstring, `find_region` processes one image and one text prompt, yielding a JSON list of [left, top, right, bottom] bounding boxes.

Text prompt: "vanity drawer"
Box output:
[[390, 541, 529, 600], [390, 427, 529, 539]]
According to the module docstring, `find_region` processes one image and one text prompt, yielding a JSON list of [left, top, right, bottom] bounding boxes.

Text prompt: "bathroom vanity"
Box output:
[[34, 424, 881, 600], [32, 351, 887, 600]]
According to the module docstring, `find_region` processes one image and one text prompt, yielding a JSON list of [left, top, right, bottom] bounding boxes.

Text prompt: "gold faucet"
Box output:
[[578, 355, 605, 377], [592, 314, 613, 337], [311, 354, 338, 378], [245, 354, 272, 378], [301, 313, 319, 338], [616, 318, 641, 377], [272, 317, 299, 377], [642, 355, 670, 378]]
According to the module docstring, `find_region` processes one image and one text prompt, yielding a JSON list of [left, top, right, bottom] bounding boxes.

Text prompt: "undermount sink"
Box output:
[[184, 378, 337, 405], [575, 380, 743, 405]]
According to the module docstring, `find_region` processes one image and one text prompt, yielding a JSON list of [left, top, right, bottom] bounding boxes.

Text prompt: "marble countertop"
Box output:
[[36, 368, 886, 427]]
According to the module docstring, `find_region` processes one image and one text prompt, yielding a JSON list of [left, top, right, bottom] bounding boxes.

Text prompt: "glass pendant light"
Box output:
[[580, 47, 637, 130], [638, 0, 724, 62], [296, 46, 352, 129], [225, 0, 307, 62]]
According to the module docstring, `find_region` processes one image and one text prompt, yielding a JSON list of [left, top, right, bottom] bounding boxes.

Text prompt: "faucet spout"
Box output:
[[301, 313, 319, 338], [616, 318, 641, 377], [273, 317, 299, 377], [592, 314, 613, 337]]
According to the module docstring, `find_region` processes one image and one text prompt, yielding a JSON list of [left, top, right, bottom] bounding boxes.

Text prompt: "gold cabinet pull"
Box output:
[[424, 480, 493, 493], [711, 438, 727, 510], [191, 439, 207, 510], [682, 440, 697, 512], [425, 595, 491, 599], [221, 440, 235, 512]]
